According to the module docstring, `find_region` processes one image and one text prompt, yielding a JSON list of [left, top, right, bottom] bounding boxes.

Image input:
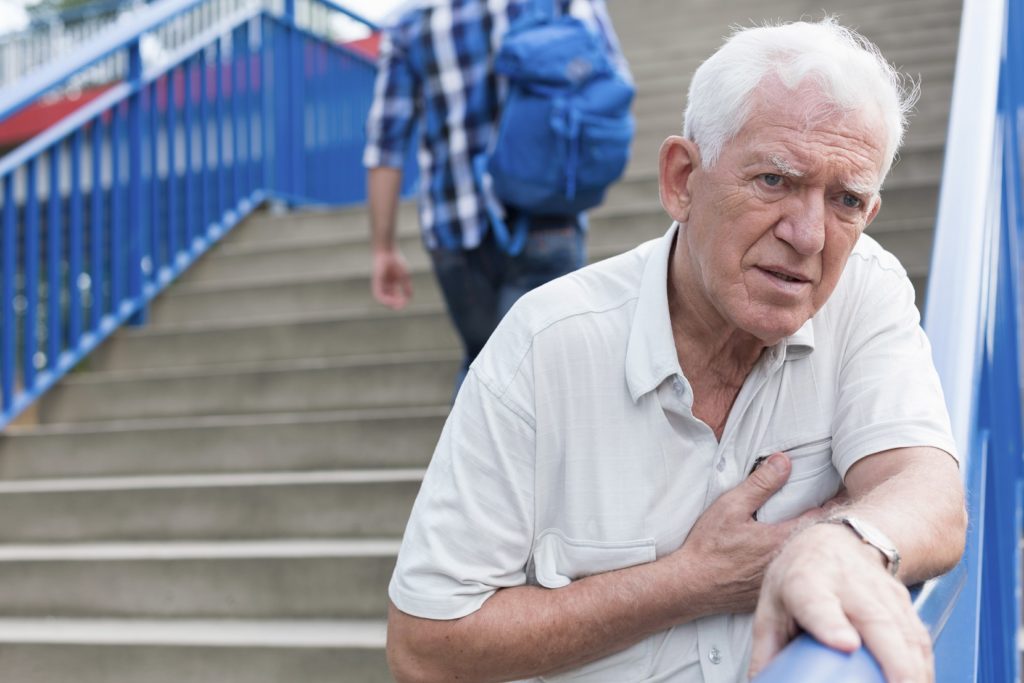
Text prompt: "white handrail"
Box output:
[[923, 0, 1006, 472]]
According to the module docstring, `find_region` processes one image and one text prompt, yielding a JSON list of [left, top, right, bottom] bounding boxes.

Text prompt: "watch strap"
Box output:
[[823, 515, 901, 577]]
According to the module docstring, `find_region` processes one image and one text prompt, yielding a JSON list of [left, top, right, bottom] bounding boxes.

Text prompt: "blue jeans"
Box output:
[[430, 223, 586, 398]]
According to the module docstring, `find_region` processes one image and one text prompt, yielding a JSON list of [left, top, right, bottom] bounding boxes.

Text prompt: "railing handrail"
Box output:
[[0, 0, 206, 124], [311, 0, 378, 32], [924, 0, 1005, 467], [0, 0, 380, 127]]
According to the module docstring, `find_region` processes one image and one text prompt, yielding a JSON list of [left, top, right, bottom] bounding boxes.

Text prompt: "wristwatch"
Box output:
[[823, 516, 901, 577]]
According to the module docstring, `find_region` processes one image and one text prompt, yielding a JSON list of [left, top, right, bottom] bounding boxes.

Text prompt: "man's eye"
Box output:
[[761, 173, 783, 187], [841, 193, 862, 209]]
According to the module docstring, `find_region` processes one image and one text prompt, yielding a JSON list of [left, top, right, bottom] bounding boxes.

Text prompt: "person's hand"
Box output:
[[749, 522, 933, 683], [372, 249, 413, 310], [669, 453, 827, 615]]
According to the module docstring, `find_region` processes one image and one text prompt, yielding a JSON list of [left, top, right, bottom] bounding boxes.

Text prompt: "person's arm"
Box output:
[[369, 166, 411, 309], [388, 452, 823, 683], [749, 447, 966, 683], [363, 24, 417, 309]]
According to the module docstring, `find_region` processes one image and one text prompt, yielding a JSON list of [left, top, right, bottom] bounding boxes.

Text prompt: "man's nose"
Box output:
[[775, 190, 826, 255]]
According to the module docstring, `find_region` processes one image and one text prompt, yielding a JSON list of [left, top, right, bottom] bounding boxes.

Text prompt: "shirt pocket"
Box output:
[[752, 436, 841, 524], [532, 529, 655, 682]]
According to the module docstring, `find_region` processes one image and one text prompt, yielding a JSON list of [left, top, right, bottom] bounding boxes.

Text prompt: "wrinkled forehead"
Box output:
[[732, 79, 888, 181]]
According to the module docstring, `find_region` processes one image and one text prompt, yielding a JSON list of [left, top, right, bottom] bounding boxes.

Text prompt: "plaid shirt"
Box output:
[[363, 0, 628, 251]]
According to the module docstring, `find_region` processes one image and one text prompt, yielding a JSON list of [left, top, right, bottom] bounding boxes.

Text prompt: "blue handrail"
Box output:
[[753, 0, 1024, 680], [0, 0, 383, 428], [0, 0, 206, 123]]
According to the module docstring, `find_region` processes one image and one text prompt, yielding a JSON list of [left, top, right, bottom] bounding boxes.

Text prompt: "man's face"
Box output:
[[669, 82, 886, 345]]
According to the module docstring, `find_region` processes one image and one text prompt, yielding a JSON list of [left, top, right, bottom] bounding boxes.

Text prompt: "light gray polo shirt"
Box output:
[[390, 223, 958, 682]]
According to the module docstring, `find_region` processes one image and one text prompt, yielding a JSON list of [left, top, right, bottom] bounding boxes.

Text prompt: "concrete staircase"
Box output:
[[0, 0, 959, 680]]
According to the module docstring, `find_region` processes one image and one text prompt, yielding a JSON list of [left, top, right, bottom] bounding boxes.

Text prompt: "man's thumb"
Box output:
[[740, 452, 791, 514]]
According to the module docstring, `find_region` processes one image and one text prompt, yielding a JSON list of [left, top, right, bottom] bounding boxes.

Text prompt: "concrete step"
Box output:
[[91, 308, 459, 371], [631, 78, 955, 125], [0, 619, 389, 683], [176, 231, 432, 287], [228, 201, 420, 248], [150, 269, 443, 327], [0, 540, 396, 619], [615, 9, 963, 51], [629, 31, 962, 68], [0, 469, 423, 543], [0, 406, 446, 479], [630, 56, 956, 93], [610, 0, 961, 33], [38, 352, 459, 423], [621, 28, 959, 75], [174, 201, 665, 288]]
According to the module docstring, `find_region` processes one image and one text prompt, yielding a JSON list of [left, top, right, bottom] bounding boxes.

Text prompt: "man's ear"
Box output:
[[659, 136, 701, 224]]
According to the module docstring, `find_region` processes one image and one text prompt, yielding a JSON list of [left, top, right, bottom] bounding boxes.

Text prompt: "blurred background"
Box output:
[[0, 0, 1018, 681]]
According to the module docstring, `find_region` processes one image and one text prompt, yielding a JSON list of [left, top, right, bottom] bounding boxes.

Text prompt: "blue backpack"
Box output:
[[478, 0, 635, 254]]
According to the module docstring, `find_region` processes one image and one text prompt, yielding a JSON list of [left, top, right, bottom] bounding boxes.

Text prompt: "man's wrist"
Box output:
[[819, 516, 901, 576]]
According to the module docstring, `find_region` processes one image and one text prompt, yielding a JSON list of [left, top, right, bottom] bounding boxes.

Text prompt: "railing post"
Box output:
[[279, 0, 305, 204], [1, 175, 15, 415], [127, 38, 148, 326]]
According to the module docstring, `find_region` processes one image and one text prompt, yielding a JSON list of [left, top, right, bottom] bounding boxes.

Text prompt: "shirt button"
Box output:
[[673, 379, 684, 395], [708, 646, 722, 665], [716, 458, 726, 472]]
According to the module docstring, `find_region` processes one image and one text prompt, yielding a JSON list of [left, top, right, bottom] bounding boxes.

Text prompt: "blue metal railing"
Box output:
[[0, 0, 381, 428], [754, 0, 1024, 680]]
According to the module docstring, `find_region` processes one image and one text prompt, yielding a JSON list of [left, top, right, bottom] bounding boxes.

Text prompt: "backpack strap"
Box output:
[[472, 154, 530, 256]]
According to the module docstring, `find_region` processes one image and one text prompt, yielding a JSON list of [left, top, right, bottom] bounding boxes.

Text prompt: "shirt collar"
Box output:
[[625, 224, 684, 402], [624, 223, 818, 402]]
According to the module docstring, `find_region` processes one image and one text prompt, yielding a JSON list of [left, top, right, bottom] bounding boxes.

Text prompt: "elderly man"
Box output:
[[386, 18, 966, 683]]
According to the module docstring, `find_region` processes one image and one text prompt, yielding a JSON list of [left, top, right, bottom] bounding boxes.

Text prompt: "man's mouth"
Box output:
[[761, 267, 808, 284]]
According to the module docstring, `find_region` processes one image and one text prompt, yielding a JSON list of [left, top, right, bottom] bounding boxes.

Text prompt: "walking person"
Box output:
[[363, 0, 631, 394]]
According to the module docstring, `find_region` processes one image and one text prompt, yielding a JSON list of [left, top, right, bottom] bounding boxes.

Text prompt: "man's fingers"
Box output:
[[735, 452, 791, 515], [847, 586, 933, 683], [784, 585, 861, 653], [748, 598, 794, 677]]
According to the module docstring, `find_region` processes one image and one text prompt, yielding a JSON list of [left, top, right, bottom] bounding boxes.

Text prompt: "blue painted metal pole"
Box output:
[[199, 47, 211, 235], [245, 20, 256, 196], [89, 117, 105, 329], [1, 174, 15, 413], [215, 37, 227, 221], [46, 144, 62, 371], [183, 56, 195, 251], [110, 106, 124, 310], [127, 40, 148, 326], [752, 636, 884, 683], [232, 24, 244, 208], [69, 128, 84, 345], [148, 80, 161, 279], [23, 159, 40, 389], [275, 19, 291, 198], [291, 29, 306, 199], [261, 16, 274, 193], [167, 69, 179, 268]]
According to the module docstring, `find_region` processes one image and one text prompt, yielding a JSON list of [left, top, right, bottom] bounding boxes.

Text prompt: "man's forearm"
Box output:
[[368, 166, 403, 253], [835, 447, 966, 584], [388, 554, 712, 683]]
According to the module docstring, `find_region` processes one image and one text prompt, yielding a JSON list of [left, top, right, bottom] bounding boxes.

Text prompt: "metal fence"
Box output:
[[0, 0, 380, 429]]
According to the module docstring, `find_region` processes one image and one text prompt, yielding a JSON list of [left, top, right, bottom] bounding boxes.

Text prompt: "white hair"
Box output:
[[682, 18, 919, 181]]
